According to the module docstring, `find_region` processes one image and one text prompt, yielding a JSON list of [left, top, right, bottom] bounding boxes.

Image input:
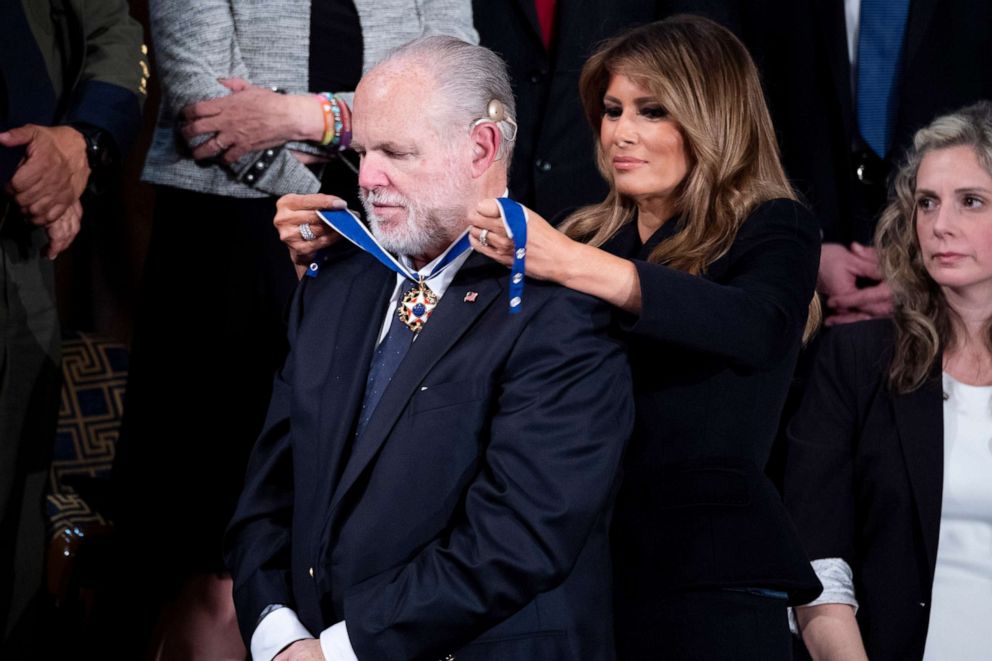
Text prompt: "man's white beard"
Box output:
[[360, 180, 469, 261]]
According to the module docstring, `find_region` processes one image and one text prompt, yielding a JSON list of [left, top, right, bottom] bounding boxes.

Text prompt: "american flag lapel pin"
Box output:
[[463, 291, 479, 303]]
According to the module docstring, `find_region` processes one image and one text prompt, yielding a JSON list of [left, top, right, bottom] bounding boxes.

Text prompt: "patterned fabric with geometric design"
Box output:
[[47, 332, 128, 540]]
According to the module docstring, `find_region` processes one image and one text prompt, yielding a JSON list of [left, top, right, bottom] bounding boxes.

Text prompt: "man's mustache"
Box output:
[[360, 188, 410, 208]]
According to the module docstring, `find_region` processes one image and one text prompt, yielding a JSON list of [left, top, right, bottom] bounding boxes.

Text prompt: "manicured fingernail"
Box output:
[[330, 199, 347, 209]]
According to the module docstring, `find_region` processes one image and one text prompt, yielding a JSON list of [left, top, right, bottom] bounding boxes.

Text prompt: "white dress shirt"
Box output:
[[795, 372, 992, 659]]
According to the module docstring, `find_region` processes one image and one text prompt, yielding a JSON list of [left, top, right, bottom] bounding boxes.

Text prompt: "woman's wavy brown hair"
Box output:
[[875, 101, 992, 393], [561, 15, 820, 337]]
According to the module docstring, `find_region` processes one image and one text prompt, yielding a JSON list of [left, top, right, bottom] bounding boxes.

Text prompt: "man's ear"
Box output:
[[468, 121, 500, 177]]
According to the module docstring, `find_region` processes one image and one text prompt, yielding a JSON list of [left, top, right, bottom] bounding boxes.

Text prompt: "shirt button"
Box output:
[[919, 601, 926, 608], [537, 160, 552, 172]]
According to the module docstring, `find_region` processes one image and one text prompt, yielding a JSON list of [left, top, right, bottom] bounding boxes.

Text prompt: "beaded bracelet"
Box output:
[[334, 94, 352, 150], [315, 93, 336, 146], [316, 92, 345, 147]]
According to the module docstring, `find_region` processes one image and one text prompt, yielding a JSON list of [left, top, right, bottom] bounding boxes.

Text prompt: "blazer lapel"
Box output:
[[326, 255, 503, 517], [313, 261, 395, 502], [892, 370, 944, 577]]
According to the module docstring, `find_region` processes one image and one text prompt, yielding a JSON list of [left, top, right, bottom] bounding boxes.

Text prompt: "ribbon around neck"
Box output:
[[315, 198, 528, 313], [315, 208, 469, 283]]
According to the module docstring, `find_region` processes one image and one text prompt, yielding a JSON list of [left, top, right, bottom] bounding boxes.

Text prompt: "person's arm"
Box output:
[[224, 360, 298, 642], [178, 78, 327, 163], [341, 291, 633, 660], [64, 0, 147, 160], [796, 604, 868, 661], [783, 326, 877, 659], [224, 280, 309, 643], [0, 0, 145, 252], [471, 198, 821, 368], [469, 200, 642, 309], [148, 0, 318, 195]]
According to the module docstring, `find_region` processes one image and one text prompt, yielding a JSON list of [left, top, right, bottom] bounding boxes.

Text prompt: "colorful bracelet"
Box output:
[[317, 92, 346, 148], [334, 94, 352, 150], [315, 93, 337, 146]]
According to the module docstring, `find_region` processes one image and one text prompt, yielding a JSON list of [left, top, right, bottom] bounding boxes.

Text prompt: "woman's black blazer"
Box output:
[[608, 198, 823, 613], [784, 319, 944, 660]]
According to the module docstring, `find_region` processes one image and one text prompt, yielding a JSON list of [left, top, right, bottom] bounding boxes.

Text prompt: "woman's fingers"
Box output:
[[475, 198, 504, 219], [469, 231, 513, 267], [274, 194, 347, 260]]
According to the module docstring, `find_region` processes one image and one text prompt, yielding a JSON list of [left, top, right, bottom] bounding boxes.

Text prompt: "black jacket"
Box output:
[[609, 199, 823, 624], [784, 319, 944, 661]]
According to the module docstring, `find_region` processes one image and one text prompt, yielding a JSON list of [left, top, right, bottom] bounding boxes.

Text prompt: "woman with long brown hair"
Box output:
[[469, 15, 822, 659], [785, 102, 992, 661]]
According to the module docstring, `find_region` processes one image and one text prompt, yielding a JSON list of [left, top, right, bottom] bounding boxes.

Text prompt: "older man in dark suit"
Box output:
[[225, 36, 633, 661]]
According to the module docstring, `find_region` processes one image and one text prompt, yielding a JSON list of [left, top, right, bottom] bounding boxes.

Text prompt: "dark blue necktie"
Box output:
[[354, 286, 416, 439], [856, 0, 910, 158]]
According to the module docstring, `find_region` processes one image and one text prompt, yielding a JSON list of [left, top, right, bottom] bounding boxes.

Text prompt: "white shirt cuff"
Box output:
[[788, 557, 860, 635], [251, 606, 314, 661], [320, 620, 359, 661]]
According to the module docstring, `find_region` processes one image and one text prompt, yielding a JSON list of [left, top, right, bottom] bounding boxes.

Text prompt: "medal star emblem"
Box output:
[[398, 282, 438, 332]]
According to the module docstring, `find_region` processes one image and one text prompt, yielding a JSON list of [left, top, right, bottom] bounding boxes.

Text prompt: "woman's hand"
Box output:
[[275, 193, 345, 270], [469, 198, 643, 313], [468, 199, 575, 283], [181, 78, 325, 163]]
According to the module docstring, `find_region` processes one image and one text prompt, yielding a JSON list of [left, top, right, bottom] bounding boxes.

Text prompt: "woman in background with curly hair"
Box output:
[[785, 100, 992, 661]]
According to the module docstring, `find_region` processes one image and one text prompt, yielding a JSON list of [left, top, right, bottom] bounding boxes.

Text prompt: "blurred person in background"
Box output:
[[0, 0, 145, 656], [746, 0, 992, 325]]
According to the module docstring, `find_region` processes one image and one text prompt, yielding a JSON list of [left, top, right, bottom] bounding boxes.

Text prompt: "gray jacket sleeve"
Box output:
[[147, 0, 319, 196]]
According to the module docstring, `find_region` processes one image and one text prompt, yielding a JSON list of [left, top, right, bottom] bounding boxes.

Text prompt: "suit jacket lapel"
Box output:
[[327, 255, 503, 517], [314, 260, 395, 503], [892, 370, 944, 578]]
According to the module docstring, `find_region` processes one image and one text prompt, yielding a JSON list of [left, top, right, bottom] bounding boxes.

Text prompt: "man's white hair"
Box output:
[[375, 36, 517, 162]]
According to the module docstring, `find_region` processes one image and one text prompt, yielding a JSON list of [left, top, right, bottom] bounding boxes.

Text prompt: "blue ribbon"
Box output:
[[315, 208, 470, 283], [494, 198, 527, 314], [315, 200, 528, 313]]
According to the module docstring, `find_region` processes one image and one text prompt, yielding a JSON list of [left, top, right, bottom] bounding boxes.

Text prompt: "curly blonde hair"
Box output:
[[561, 15, 820, 337], [875, 101, 992, 393]]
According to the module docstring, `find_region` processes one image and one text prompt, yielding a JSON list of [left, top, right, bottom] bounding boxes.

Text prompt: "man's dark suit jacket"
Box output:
[[784, 320, 944, 660], [225, 247, 633, 660], [745, 0, 992, 244]]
